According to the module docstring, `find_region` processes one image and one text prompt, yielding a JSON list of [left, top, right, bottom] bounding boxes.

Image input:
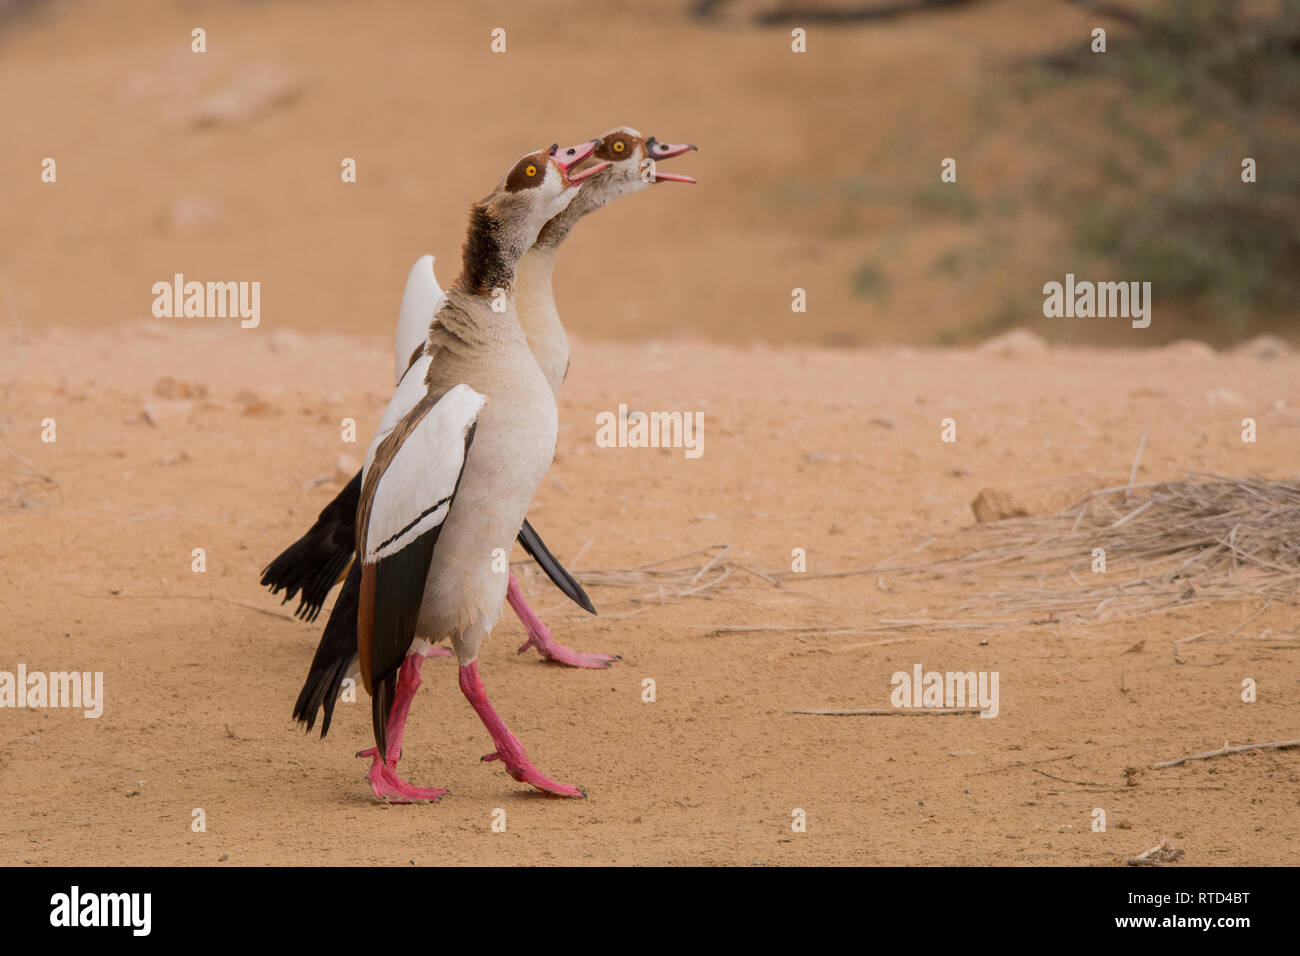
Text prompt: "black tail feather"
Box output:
[[261, 470, 363, 622], [292, 562, 362, 738], [517, 518, 597, 615], [372, 671, 396, 762]]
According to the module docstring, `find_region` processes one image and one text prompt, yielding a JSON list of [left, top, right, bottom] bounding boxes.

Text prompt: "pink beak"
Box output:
[[644, 137, 698, 183], [569, 161, 611, 184], [551, 140, 603, 183]]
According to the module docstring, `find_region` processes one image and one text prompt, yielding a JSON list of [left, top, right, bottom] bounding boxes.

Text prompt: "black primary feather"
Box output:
[[517, 519, 596, 615], [367, 529, 440, 759], [292, 561, 361, 737], [371, 670, 396, 764], [261, 470, 362, 621]]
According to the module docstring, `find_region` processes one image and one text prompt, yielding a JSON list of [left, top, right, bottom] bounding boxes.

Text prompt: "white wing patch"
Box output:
[[393, 254, 447, 384], [362, 384, 486, 563], [367, 353, 433, 466]]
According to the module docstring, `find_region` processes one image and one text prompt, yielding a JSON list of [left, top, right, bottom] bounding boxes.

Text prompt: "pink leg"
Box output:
[[508, 574, 619, 668], [458, 660, 584, 798], [357, 647, 454, 803]]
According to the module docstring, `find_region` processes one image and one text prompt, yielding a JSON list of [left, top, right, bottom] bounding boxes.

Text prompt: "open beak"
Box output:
[[645, 137, 698, 183], [569, 162, 610, 184], [552, 139, 601, 183]]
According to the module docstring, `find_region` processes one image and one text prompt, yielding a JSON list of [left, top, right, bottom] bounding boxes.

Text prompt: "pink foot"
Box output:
[[358, 651, 450, 803], [366, 760, 448, 803], [507, 574, 618, 669], [458, 660, 585, 798]]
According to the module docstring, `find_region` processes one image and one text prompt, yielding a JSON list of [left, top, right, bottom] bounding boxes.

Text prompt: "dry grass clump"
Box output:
[[929, 473, 1300, 622], [513, 474, 1300, 630]]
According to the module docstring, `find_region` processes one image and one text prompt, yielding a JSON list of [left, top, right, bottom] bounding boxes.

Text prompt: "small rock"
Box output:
[[236, 390, 275, 417], [141, 400, 193, 427], [1234, 335, 1288, 359], [154, 376, 207, 400], [976, 328, 1048, 358], [971, 487, 1028, 523], [269, 330, 305, 353], [1163, 339, 1216, 360]]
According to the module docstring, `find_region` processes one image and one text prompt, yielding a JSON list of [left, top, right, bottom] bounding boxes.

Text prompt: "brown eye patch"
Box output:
[[594, 135, 637, 162], [504, 153, 549, 192]]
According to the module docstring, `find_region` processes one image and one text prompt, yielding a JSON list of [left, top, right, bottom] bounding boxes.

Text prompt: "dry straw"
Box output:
[[913, 472, 1300, 623], [512, 473, 1300, 629]]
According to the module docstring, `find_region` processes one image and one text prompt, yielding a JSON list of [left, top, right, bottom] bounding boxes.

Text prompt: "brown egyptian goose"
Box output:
[[354, 142, 598, 800]]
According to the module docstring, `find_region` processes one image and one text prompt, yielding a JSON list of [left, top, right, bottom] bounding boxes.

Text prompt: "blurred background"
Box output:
[[3, 0, 1298, 348]]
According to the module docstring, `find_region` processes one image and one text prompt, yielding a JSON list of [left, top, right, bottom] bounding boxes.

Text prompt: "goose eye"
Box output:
[[524, 164, 538, 177], [612, 140, 626, 154]]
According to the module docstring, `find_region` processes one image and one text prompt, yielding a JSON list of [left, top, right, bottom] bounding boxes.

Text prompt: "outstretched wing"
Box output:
[[392, 255, 447, 384], [355, 383, 485, 758]]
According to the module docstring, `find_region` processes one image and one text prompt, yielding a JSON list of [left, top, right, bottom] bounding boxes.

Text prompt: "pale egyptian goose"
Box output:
[[355, 142, 598, 800]]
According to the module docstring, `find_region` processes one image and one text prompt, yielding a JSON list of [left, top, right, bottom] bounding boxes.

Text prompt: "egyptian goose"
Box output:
[[355, 142, 598, 801], [263, 129, 698, 669]]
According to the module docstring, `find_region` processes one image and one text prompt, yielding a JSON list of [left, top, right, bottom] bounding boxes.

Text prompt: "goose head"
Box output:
[[534, 127, 697, 248], [480, 139, 606, 246], [585, 126, 697, 196], [457, 140, 606, 293]]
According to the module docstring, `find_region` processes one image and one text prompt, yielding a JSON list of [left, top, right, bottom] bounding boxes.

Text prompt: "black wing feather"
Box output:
[[516, 519, 596, 615], [261, 470, 362, 621], [367, 529, 439, 758], [291, 561, 361, 737]]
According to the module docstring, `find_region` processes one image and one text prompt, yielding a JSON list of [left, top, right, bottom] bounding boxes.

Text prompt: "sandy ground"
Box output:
[[1, 324, 1297, 866]]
